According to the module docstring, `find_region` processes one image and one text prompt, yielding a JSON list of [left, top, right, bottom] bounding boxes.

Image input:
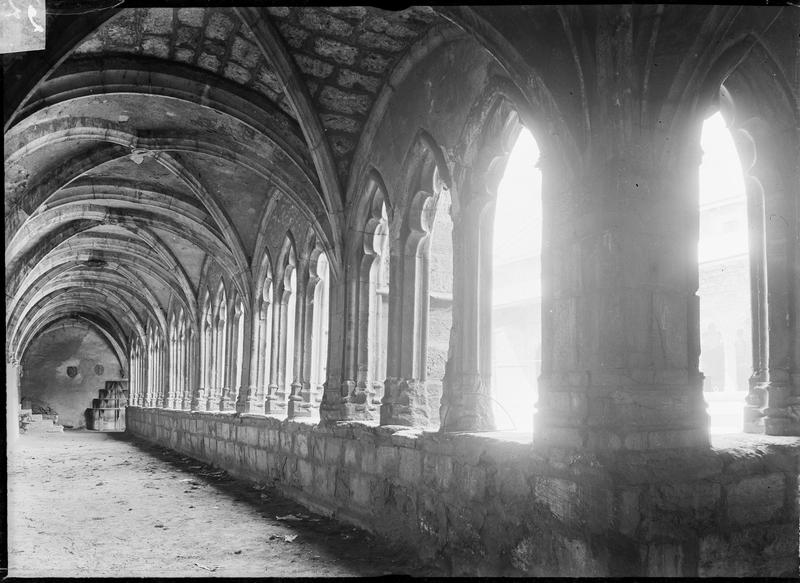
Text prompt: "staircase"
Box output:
[[86, 380, 129, 431], [19, 409, 63, 433]]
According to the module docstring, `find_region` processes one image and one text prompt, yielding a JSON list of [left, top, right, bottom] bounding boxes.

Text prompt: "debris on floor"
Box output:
[[8, 430, 440, 578]]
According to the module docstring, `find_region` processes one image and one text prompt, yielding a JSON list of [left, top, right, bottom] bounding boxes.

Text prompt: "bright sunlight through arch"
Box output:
[[698, 111, 751, 434], [491, 127, 542, 433]]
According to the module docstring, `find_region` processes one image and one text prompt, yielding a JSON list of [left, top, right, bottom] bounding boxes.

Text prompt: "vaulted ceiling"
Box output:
[[5, 5, 797, 366], [4, 6, 454, 362]]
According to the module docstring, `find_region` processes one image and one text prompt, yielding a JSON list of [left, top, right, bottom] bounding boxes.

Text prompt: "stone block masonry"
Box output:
[[126, 407, 800, 577]]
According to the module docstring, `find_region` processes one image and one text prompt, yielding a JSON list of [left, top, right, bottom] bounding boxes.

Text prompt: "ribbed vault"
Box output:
[[4, 5, 458, 374]]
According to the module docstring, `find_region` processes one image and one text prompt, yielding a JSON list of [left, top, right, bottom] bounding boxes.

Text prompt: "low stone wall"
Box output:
[[126, 406, 799, 577]]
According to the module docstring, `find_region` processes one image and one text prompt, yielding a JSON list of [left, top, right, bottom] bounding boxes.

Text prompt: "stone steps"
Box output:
[[86, 380, 127, 431], [21, 416, 63, 433]]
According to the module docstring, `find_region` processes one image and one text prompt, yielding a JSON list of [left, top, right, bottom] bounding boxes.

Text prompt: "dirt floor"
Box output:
[[7, 430, 441, 578]]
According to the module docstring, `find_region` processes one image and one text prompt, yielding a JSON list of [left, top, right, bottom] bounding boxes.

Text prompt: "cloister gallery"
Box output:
[[4, 4, 799, 577]]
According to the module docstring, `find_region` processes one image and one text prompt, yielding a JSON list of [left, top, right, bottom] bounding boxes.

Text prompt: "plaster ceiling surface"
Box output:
[[147, 225, 208, 290], [175, 151, 269, 259]]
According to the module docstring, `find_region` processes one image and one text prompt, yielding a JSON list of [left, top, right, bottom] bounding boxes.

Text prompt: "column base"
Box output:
[[743, 405, 766, 434], [437, 373, 495, 432], [380, 377, 434, 427], [764, 416, 800, 436], [319, 379, 378, 423], [287, 399, 312, 418], [219, 387, 234, 412], [191, 388, 206, 411], [534, 377, 710, 450], [757, 382, 800, 436], [238, 385, 264, 414]]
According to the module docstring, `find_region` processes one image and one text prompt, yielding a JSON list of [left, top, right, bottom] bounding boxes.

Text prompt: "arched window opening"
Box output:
[[368, 203, 390, 405], [284, 268, 297, 398], [424, 167, 453, 431], [310, 253, 330, 406], [698, 111, 751, 434], [491, 126, 542, 433]]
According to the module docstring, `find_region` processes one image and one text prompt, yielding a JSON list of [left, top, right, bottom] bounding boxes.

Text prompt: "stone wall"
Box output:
[[21, 324, 123, 428], [127, 406, 798, 577]]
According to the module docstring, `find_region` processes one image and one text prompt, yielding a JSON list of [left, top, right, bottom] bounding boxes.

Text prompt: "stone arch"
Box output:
[[345, 168, 392, 411], [435, 80, 558, 432], [686, 38, 798, 434], [18, 313, 129, 376], [303, 235, 331, 414], [8, 269, 159, 352], [263, 233, 297, 415], [380, 131, 453, 428]]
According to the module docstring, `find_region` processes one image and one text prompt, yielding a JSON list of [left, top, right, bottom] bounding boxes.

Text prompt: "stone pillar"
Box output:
[[320, 268, 365, 422], [298, 277, 317, 418], [380, 205, 433, 427], [733, 110, 800, 436], [145, 337, 154, 407], [165, 335, 177, 409], [191, 387, 206, 412], [161, 339, 167, 407], [534, 134, 710, 451], [241, 303, 266, 414], [743, 173, 770, 432], [759, 122, 799, 436], [438, 195, 495, 432], [219, 310, 235, 412], [288, 271, 309, 419], [7, 356, 21, 445], [265, 299, 282, 414], [180, 329, 192, 410], [136, 344, 145, 406], [207, 318, 221, 411]]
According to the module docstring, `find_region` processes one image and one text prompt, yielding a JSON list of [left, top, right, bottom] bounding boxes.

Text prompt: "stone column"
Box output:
[[145, 337, 154, 407], [194, 322, 210, 411], [191, 328, 206, 411], [380, 201, 434, 427], [179, 330, 189, 410], [7, 356, 21, 444], [241, 303, 266, 414], [265, 299, 282, 414], [534, 133, 710, 451], [128, 345, 137, 406], [742, 173, 770, 431], [759, 123, 799, 435], [288, 270, 309, 419], [136, 343, 145, 406], [205, 323, 216, 411], [298, 278, 317, 418], [220, 310, 235, 412], [165, 335, 176, 409], [319, 268, 357, 422], [156, 338, 166, 408], [438, 195, 495, 432]]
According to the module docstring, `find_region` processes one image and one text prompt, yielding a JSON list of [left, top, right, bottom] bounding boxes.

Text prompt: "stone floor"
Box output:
[[7, 430, 439, 578]]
